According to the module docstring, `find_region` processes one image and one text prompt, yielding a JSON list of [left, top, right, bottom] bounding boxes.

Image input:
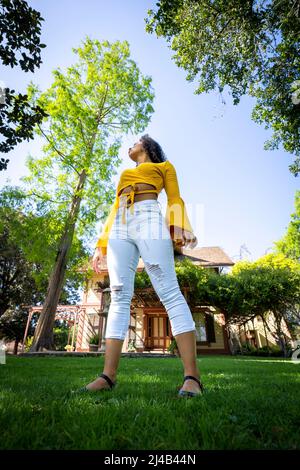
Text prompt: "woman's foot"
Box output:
[[178, 375, 204, 396], [85, 373, 116, 391]]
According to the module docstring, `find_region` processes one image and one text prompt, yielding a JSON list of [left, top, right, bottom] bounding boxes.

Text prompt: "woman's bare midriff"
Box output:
[[119, 183, 158, 206]]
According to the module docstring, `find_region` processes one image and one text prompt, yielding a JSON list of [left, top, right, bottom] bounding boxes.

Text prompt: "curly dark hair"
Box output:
[[140, 134, 167, 164]]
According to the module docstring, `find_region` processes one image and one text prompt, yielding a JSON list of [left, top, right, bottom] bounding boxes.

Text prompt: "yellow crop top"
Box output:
[[95, 160, 194, 255]]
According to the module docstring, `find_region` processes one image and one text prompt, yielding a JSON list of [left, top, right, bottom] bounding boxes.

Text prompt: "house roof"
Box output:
[[171, 246, 235, 268], [79, 246, 235, 273]]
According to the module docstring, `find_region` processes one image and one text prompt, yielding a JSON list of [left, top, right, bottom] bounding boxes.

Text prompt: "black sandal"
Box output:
[[74, 373, 117, 394], [99, 373, 117, 390], [178, 375, 204, 398]]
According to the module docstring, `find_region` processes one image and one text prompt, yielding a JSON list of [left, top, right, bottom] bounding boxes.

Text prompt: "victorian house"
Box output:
[[19, 245, 294, 356]]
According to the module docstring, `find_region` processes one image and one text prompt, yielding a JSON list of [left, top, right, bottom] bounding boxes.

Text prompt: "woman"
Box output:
[[81, 134, 204, 398]]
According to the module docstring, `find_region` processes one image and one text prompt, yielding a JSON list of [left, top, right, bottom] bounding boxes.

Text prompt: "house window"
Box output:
[[205, 312, 216, 343], [194, 312, 207, 341], [166, 319, 170, 337]]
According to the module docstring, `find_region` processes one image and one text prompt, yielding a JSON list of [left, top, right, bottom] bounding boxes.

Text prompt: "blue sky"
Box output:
[[1, 0, 299, 264]]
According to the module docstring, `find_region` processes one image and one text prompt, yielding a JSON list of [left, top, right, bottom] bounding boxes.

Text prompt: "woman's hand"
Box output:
[[92, 247, 106, 274], [183, 229, 198, 249], [172, 226, 198, 250]]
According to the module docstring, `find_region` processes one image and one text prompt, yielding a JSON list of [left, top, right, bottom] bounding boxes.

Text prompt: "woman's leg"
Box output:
[[174, 331, 202, 393], [134, 208, 202, 394], [85, 236, 139, 390], [85, 339, 124, 390]]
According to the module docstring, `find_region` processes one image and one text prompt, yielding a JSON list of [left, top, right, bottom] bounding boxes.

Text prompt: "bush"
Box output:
[[89, 333, 99, 345], [167, 339, 178, 354], [53, 327, 69, 351], [24, 336, 34, 352], [238, 343, 284, 357], [127, 340, 136, 352]]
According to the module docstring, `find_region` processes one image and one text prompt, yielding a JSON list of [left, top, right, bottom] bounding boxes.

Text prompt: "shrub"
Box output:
[[127, 340, 136, 352], [89, 333, 99, 345], [53, 327, 69, 351], [24, 336, 34, 352], [167, 339, 178, 354], [238, 343, 285, 357]]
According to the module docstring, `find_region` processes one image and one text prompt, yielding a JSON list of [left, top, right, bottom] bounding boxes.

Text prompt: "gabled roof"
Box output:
[[172, 246, 235, 268], [81, 246, 235, 273]]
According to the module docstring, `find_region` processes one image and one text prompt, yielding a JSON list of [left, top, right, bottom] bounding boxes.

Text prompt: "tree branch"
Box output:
[[26, 190, 72, 205], [37, 124, 81, 176]]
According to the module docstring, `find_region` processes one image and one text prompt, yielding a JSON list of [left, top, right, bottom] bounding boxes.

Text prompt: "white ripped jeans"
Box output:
[[105, 198, 196, 340]]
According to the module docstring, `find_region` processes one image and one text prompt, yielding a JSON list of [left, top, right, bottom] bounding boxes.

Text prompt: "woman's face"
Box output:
[[128, 139, 145, 162]]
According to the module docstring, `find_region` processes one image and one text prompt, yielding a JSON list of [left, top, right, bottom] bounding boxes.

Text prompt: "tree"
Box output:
[[0, 230, 36, 318], [0, 307, 35, 354], [227, 253, 300, 356], [0, 0, 47, 170], [20, 37, 154, 351], [0, 186, 85, 321], [0, 204, 40, 318], [274, 190, 300, 262], [145, 0, 300, 176], [135, 251, 299, 355]]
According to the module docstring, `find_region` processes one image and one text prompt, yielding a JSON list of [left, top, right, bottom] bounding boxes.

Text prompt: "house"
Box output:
[[227, 312, 294, 354], [21, 246, 294, 355]]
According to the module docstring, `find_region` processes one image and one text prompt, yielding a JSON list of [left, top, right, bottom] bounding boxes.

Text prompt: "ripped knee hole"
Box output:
[[111, 284, 124, 295], [145, 261, 163, 279]]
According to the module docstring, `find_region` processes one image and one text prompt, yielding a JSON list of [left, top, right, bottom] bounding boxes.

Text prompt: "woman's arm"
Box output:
[[94, 197, 119, 256], [164, 160, 197, 249]]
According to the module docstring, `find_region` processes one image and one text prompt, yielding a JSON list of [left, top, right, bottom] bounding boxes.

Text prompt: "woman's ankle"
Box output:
[[184, 370, 200, 379], [102, 371, 117, 381]]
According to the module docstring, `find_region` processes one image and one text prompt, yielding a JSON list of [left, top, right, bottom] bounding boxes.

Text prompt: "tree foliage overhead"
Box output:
[[145, 0, 300, 176], [0, 0, 45, 70], [0, 0, 47, 170], [274, 190, 300, 262]]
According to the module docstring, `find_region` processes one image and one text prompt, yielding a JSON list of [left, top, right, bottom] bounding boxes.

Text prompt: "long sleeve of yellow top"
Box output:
[[95, 160, 193, 255]]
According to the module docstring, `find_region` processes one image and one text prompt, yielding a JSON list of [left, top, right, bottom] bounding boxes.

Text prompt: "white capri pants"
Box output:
[[105, 198, 196, 340]]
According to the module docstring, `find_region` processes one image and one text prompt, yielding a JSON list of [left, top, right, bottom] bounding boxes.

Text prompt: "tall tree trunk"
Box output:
[[13, 339, 19, 355], [30, 170, 86, 351]]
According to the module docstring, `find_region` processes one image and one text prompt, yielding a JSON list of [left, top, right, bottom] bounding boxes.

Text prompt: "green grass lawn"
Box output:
[[0, 355, 299, 450]]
